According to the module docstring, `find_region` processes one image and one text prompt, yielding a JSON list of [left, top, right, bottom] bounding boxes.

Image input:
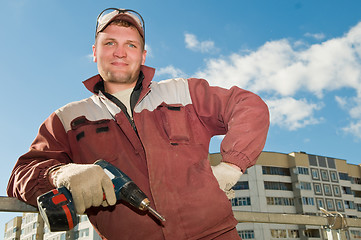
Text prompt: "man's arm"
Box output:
[[188, 78, 270, 172], [7, 112, 72, 206]]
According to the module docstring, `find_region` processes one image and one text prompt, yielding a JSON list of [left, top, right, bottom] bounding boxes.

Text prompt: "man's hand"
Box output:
[[211, 162, 243, 199], [49, 163, 117, 214]]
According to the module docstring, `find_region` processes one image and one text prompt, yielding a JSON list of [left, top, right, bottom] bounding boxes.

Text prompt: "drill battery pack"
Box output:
[[37, 186, 78, 232]]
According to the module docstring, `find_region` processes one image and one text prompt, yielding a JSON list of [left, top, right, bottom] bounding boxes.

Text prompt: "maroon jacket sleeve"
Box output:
[[7, 112, 72, 206], [188, 78, 270, 173]]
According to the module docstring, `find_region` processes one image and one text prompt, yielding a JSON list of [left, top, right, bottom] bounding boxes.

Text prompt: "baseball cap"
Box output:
[[96, 8, 145, 41]]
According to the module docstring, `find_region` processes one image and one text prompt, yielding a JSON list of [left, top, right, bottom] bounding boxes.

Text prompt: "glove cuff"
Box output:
[[45, 163, 66, 187]]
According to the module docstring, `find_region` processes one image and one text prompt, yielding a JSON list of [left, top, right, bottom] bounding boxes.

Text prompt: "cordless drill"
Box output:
[[37, 160, 165, 232]]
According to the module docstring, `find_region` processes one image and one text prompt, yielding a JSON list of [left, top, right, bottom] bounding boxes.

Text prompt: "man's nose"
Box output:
[[113, 46, 126, 58]]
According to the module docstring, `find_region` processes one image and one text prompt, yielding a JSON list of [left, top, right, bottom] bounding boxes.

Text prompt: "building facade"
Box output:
[[209, 151, 361, 239], [4, 216, 22, 240]]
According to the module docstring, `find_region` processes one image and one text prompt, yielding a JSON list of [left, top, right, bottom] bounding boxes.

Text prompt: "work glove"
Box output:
[[211, 162, 243, 199], [50, 163, 117, 214]]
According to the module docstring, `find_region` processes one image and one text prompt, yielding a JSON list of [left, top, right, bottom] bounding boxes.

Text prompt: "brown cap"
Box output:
[[96, 9, 145, 41]]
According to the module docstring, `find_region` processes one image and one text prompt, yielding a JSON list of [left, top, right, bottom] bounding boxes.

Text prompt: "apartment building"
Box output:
[[208, 151, 361, 239], [4, 216, 22, 240]]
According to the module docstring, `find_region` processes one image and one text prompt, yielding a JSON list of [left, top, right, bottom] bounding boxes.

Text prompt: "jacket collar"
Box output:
[[82, 65, 156, 94]]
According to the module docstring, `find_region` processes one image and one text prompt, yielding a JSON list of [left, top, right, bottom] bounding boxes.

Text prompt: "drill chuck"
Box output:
[[140, 199, 166, 222]]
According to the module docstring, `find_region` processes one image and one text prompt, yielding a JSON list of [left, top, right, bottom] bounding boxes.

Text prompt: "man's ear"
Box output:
[[141, 49, 147, 65], [92, 45, 97, 63]]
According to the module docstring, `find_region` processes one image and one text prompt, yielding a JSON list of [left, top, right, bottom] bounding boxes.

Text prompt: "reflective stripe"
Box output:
[[135, 78, 192, 113], [55, 78, 192, 132]]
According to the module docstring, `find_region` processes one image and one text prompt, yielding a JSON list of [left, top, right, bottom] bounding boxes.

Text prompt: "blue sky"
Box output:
[[1, 0, 361, 233]]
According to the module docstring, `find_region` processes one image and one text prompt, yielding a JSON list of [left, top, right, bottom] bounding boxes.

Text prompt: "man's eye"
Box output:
[[128, 44, 136, 48], [105, 42, 115, 46]]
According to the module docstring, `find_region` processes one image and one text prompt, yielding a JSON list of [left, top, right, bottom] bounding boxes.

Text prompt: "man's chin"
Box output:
[[106, 74, 134, 84]]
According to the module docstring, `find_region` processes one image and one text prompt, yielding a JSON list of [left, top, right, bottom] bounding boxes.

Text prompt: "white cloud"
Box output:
[[335, 96, 347, 108], [305, 32, 326, 40], [185, 33, 218, 53], [194, 22, 361, 139], [266, 97, 323, 131], [343, 121, 361, 141], [156, 65, 187, 79]]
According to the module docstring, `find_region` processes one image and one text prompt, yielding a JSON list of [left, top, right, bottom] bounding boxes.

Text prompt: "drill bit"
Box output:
[[147, 206, 166, 222]]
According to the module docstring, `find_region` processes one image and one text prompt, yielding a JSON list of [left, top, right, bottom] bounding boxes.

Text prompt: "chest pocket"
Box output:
[[157, 103, 191, 145], [68, 116, 119, 163]]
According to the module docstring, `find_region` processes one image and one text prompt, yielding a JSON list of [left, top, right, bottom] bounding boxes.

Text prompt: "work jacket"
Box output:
[[7, 65, 269, 240]]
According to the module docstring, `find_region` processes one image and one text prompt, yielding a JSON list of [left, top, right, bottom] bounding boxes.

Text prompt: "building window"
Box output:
[[357, 203, 361, 212], [267, 197, 294, 206], [330, 171, 338, 182], [332, 185, 341, 197], [233, 181, 249, 190], [76, 228, 90, 238], [298, 181, 312, 190], [288, 229, 300, 238], [308, 155, 318, 166], [327, 158, 336, 169], [344, 200, 355, 209], [335, 200, 344, 212], [323, 184, 332, 196], [318, 156, 327, 167], [311, 169, 319, 180], [350, 176, 361, 185], [264, 181, 292, 191], [350, 230, 361, 239], [270, 229, 287, 238], [320, 170, 329, 181], [354, 190, 361, 198], [301, 197, 315, 206], [339, 172, 349, 181], [81, 228, 90, 237], [326, 199, 335, 211], [231, 197, 251, 206], [262, 166, 290, 176], [238, 230, 254, 239], [342, 186, 352, 195], [316, 198, 325, 209], [296, 167, 309, 175], [313, 183, 322, 195], [304, 229, 320, 238]]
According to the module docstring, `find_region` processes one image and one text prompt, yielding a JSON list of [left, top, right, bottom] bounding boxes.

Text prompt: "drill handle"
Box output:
[[95, 160, 148, 209]]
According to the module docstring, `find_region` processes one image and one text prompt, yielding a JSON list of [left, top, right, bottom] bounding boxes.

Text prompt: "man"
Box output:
[[7, 8, 269, 240]]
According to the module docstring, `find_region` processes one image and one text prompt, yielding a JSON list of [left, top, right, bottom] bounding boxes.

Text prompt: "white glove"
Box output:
[[211, 162, 243, 199], [51, 163, 117, 214]]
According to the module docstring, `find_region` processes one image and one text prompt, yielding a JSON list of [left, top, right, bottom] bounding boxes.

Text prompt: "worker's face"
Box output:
[[93, 24, 146, 91]]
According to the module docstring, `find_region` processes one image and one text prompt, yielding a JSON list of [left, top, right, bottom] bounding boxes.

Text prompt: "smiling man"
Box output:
[[7, 8, 269, 240]]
